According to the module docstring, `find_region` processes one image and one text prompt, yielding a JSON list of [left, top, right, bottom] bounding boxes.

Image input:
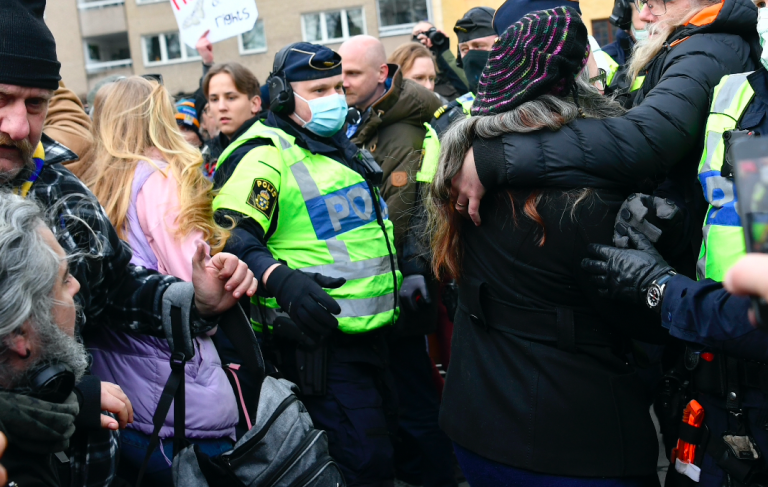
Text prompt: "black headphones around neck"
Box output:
[[267, 45, 295, 115], [609, 0, 633, 31]]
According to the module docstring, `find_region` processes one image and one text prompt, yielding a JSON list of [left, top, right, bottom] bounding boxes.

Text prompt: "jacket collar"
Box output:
[[352, 65, 404, 143], [264, 111, 359, 166], [41, 134, 77, 166], [219, 115, 260, 150]]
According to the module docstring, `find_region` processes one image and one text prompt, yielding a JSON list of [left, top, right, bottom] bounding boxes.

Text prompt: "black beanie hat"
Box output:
[[0, 0, 61, 90]]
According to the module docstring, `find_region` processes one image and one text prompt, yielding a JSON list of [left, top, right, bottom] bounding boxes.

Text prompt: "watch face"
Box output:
[[647, 284, 663, 308]]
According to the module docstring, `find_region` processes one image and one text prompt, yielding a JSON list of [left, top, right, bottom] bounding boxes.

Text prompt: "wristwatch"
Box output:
[[646, 271, 677, 310]]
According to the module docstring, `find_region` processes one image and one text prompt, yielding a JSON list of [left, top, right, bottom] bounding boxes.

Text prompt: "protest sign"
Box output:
[[170, 0, 258, 48]]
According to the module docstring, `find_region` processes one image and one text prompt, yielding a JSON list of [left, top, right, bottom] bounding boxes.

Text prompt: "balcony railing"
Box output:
[[85, 59, 132, 74]]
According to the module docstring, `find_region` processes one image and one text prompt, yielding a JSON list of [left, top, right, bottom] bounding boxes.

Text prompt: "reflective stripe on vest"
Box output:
[[416, 123, 440, 183], [212, 121, 401, 334], [456, 92, 475, 114], [696, 72, 755, 282], [416, 93, 474, 184], [631, 76, 645, 92]]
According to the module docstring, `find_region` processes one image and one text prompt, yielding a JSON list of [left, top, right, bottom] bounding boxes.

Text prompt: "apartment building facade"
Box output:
[[46, 0, 612, 100]]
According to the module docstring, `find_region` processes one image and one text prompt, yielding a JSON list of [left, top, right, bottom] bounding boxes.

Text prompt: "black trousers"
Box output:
[[389, 335, 457, 487]]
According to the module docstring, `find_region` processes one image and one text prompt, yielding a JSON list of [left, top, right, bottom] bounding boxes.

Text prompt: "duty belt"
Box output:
[[458, 279, 620, 351]]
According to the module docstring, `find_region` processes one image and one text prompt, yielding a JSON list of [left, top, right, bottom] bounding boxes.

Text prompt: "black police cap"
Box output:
[[454, 7, 497, 44], [277, 42, 342, 83]]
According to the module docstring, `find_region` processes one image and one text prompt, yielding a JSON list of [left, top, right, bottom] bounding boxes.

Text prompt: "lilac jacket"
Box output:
[[88, 160, 238, 439]]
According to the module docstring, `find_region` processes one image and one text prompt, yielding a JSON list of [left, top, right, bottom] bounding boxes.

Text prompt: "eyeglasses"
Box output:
[[589, 68, 607, 90], [633, 0, 668, 16]]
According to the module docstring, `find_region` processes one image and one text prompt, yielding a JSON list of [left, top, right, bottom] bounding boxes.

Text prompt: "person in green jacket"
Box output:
[[212, 42, 402, 486]]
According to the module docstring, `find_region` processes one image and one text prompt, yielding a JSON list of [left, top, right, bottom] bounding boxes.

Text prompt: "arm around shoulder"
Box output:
[[472, 34, 754, 190]]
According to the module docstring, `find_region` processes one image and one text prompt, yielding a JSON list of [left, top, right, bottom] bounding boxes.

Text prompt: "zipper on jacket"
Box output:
[[265, 429, 323, 486], [223, 394, 298, 466]]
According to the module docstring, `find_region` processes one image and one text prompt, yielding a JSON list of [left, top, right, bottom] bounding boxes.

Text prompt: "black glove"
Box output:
[[271, 316, 319, 350], [614, 193, 685, 255], [399, 275, 432, 313], [265, 265, 345, 340], [582, 226, 675, 305]]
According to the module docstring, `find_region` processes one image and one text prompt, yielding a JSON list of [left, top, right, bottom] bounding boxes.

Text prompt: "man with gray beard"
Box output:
[[0, 0, 258, 485], [0, 193, 130, 486]]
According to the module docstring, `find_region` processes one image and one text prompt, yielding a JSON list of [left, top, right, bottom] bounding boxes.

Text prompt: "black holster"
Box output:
[[263, 335, 328, 397]]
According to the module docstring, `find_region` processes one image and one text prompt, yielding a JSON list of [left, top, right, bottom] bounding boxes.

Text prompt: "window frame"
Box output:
[[375, 0, 431, 37], [591, 18, 617, 47], [136, 0, 165, 5], [300, 7, 367, 45], [238, 19, 268, 55], [141, 31, 201, 67]]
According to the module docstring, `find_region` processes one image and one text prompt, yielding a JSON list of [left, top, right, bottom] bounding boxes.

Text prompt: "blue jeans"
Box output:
[[119, 428, 234, 486], [453, 443, 653, 487]]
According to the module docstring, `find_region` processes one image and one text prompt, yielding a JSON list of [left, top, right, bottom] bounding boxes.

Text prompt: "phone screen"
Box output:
[[732, 138, 768, 328], [734, 153, 768, 253]]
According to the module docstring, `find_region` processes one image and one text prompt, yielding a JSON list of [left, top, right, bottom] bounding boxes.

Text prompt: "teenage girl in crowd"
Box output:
[[79, 77, 239, 486]]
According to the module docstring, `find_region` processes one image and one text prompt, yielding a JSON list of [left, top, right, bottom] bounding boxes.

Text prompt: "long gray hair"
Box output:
[[427, 71, 626, 279], [0, 193, 88, 388]]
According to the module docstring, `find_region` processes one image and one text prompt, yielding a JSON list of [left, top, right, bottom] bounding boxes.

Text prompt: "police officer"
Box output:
[[581, 28, 768, 481], [212, 43, 402, 486]]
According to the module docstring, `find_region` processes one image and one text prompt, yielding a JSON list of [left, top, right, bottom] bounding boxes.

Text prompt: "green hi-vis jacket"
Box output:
[[213, 121, 402, 334], [417, 92, 475, 184], [696, 72, 755, 282]]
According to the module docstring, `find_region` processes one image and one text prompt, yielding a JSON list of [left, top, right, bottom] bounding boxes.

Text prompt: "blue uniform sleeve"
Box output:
[[662, 274, 754, 345]]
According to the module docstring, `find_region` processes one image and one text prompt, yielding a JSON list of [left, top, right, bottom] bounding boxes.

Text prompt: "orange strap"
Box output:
[[670, 36, 690, 48]]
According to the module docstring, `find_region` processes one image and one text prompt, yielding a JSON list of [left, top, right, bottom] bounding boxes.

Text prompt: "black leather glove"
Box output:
[[614, 193, 685, 255], [582, 226, 675, 305], [399, 275, 432, 313], [265, 265, 345, 340]]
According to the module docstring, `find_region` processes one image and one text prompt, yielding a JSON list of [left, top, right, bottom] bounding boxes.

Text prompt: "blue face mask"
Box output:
[[294, 93, 348, 137]]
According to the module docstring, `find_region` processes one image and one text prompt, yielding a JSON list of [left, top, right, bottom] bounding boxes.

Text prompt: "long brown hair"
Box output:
[[80, 76, 229, 253], [427, 72, 625, 280]]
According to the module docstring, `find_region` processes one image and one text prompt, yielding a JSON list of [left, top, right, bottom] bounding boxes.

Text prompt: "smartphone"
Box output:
[[730, 136, 768, 327]]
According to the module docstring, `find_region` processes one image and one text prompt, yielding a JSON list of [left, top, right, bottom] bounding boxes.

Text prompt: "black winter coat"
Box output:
[[473, 0, 759, 233], [440, 190, 664, 477]]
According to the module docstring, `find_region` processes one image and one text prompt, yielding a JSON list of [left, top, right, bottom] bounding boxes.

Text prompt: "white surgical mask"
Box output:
[[759, 8, 768, 70], [632, 25, 649, 43]]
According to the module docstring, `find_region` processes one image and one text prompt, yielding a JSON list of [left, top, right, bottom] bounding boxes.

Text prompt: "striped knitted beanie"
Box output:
[[471, 6, 589, 116]]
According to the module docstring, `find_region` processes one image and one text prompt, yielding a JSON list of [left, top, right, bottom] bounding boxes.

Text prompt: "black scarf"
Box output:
[[0, 391, 78, 454]]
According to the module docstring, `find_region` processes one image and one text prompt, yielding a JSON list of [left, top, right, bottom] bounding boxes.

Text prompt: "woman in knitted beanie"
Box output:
[[427, 7, 663, 486]]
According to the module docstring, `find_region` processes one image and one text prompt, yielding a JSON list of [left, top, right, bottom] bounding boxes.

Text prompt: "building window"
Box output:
[[377, 0, 429, 35], [302, 8, 365, 44], [591, 19, 619, 47], [78, 0, 125, 9], [239, 19, 267, 54], [143, 32, 200, 66]]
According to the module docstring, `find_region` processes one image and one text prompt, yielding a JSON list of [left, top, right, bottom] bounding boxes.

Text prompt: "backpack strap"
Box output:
[[136, 283, 196, 487], [216, 305, 267, 428]]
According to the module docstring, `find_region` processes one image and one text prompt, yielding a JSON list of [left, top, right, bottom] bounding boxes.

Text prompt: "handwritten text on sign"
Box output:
[[170, 0, 259, 49]]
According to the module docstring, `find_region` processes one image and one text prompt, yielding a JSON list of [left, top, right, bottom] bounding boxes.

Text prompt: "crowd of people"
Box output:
[[2, 0, 768, 485]]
